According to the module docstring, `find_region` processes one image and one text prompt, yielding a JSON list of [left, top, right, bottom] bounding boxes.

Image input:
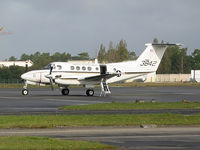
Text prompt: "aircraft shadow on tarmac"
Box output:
[[25, 93, 103, 97]]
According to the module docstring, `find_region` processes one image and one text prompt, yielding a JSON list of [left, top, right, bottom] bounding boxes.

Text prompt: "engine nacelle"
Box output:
[[27, 80, 46, 86]]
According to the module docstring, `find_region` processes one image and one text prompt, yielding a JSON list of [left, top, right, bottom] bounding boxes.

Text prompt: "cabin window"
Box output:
[[76, 66, 80, 70], [87, 66, 92, 71], [57, 65, 62, 70], [95, 67, 99, 71], [82, 66, 86, 71], [43, 64, 51, 70], [70, 66, 74, 70]]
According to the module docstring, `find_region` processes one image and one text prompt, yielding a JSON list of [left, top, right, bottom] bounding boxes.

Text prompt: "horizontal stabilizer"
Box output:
[[147, 43, 183, 46]]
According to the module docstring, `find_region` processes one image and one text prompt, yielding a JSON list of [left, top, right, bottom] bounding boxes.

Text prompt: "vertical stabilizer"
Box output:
[[136, 43, 179, 72]]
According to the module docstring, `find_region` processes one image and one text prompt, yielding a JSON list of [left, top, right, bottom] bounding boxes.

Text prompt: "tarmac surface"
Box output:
[[0, 86, 200, 114], [0, 86, 200, 149], [1, 127, 200, 150]]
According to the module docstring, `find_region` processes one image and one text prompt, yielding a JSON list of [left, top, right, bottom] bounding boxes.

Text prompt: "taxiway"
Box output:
[[0, 86, 200, 149], [1, 127, 200, 150], [0, 86, 200, 114]]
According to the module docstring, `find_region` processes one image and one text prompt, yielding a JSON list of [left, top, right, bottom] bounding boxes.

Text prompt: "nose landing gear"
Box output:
[[22, 88, 29, 95], [22, 81, 29, 95]]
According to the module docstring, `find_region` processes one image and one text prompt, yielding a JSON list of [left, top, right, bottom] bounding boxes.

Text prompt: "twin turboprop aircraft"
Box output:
[[21, 43, 181, 96]]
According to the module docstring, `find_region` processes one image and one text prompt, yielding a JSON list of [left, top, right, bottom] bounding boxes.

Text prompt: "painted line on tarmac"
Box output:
[[174, 92, 193, 95], [43, 98, 108, 104], [65, 134, 200, 140]]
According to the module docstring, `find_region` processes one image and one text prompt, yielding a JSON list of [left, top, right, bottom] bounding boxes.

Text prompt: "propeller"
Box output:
[[45, 65, 54, 90], [45, 64, 62, 91], [49, 65, 54, 90]]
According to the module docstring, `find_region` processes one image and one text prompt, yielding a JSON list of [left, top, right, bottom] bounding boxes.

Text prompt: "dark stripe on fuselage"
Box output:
[[52, 71, 100, 74]]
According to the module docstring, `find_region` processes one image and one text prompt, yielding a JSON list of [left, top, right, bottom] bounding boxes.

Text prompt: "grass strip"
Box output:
[[59, 102, 200, 110], [0, 114, 200, 128], [0, 136, 116, 150]]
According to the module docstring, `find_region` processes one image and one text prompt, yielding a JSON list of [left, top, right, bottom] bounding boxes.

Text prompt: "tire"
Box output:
[[86, 89, 94, 96], [61, 88, 69, 95], [116, 70, 121, 77], [22, 89, 29, 95]]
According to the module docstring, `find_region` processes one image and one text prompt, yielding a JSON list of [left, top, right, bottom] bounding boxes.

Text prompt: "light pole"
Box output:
[[0, 27, 3, 60]]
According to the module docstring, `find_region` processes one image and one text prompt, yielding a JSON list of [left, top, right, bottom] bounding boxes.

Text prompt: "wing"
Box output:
[[79, 72, 150, 82], [79, 73, 117, 82]]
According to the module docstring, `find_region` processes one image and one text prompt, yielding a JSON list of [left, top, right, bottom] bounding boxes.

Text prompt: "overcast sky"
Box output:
[[0, 0, 200, 60]]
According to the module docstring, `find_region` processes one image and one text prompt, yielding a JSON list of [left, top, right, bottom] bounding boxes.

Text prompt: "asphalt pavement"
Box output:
[[1, 127, 200, 150], [0, 86, 200, 149], [0, 86, 200, 114]]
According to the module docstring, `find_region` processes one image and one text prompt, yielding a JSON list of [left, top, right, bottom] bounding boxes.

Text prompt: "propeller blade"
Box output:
[[49, 64, 54, 90], [50, 66, 53, 75], [49, 78, 54, 91]]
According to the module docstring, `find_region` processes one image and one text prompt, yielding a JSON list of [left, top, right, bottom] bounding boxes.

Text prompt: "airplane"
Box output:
[[21, 43, 181, 96]]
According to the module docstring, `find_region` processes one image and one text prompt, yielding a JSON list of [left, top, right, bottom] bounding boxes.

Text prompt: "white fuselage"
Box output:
[[21, 61, 145, 86]]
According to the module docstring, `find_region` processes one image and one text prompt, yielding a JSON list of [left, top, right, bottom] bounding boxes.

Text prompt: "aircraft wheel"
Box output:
[[61, 88, 69, 95], [86, 89, 94, 96], [22, 89, 29, 95]]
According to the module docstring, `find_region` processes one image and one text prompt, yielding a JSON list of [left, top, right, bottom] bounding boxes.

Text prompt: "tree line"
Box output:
[[97, 39, 137, 63], [0, 39, 200, 82], [156, 42, 200, 74]]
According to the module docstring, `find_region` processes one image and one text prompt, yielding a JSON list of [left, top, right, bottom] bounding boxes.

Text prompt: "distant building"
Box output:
[[190, 70, 200, 82], [0, 60, 33, 68], [156, 74, 190, 82], [126, 73, 191, 83]]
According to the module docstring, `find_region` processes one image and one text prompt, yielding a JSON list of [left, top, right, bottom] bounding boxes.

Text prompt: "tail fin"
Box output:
[[136, 43, 180, 72]]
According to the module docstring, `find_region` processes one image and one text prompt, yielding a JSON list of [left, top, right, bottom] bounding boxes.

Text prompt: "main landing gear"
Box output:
[[61, 88, 94, 96], [61, 88, 69, 95], [86, 89, 94, 96]]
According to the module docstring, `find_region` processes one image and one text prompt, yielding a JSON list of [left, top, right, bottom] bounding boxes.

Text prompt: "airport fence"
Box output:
[[0, 78, 23, 84]]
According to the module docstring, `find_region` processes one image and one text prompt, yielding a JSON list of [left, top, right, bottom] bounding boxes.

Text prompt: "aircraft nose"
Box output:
[[21, 72, 29, 80]]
